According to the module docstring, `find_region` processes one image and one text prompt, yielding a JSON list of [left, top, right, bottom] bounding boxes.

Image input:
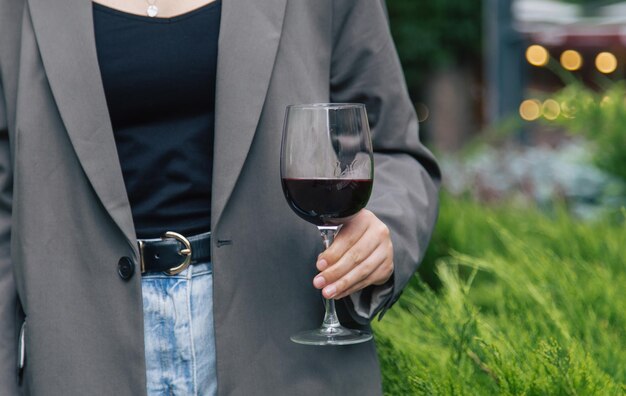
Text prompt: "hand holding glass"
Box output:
[[280, 103, 374, 345]]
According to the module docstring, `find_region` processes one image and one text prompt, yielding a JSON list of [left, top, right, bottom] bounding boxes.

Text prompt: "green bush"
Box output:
[[550, 81, 626, 183], [375, 195, 626, 395]]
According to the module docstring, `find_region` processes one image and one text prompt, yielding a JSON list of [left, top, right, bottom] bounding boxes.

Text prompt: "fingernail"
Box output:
[[324, 285, 337, 298], [313, 276, 326, 288], [317, 259, 328, 271]]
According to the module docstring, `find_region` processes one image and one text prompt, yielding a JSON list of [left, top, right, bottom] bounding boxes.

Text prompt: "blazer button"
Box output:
[[117, 257, 135, 280]]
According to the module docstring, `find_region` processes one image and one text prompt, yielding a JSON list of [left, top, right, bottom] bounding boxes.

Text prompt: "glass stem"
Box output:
[[318, 226, 341, 332]]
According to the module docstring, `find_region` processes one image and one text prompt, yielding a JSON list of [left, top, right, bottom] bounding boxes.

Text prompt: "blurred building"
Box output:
[[487, 0, 626, 125]]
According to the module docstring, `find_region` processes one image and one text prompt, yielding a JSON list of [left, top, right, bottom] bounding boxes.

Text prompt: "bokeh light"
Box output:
[[595, 52, 618, 74], [526, 45, 549, 67], [601, 95, 613, 107], [560, 101, 575, 119], [542, 99, 561, 120], [560, 50, 583, 71], [519, 99, 542, 121]]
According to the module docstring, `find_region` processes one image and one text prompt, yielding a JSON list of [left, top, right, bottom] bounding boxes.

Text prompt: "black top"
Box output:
[[93, 1, 221, 238]]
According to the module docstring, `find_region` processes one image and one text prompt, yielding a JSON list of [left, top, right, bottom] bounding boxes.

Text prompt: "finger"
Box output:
[[318, 211, 389, 275], [321, 243, 387, 299], [315, 226, 383, 291], [334, 259, 394, 300], [321, 216, 390, 280], [333, 278, 371, 301], [315, 213, 391, 289], [316, 210, 372, 270]]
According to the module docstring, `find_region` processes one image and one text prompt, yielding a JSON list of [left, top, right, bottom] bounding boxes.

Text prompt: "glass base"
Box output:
[[290, 325, 373, 346]]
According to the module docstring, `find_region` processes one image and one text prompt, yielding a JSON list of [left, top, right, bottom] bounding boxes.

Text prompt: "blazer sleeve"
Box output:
[[330, 0, 441, 323]]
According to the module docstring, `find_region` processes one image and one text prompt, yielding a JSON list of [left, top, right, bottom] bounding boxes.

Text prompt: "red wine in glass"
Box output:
[[281, 178, 372, 226], [280, 103, 374, 346]]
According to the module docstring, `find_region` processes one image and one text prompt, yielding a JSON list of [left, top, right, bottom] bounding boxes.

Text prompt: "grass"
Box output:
[[374, 194, 626, 395]]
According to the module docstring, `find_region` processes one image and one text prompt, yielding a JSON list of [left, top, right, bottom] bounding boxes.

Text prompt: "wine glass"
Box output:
[[280, 103, 374, 345]]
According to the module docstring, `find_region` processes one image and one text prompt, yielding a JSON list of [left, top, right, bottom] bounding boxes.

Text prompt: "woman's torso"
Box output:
[[93, 0, 221, 238]]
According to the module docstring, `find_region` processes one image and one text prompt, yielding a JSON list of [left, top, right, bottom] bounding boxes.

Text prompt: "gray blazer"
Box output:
[[0, 0, 440, 394]]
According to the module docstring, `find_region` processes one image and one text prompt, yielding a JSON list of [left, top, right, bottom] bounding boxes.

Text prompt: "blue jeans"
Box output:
[[141, 261, 217, 395]]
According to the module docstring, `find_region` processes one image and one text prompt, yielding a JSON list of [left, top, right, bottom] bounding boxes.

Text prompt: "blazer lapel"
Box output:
[[27, 0, 138, 255], [211, 0, 287, 230]]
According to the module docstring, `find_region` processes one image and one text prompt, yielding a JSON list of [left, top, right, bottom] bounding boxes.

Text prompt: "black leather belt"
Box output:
[[138, 231, 211, 275]]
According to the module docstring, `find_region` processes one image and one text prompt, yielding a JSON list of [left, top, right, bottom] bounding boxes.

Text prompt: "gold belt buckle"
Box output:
[[162, 231, 192, 275], [138, 231, 192, 275]]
